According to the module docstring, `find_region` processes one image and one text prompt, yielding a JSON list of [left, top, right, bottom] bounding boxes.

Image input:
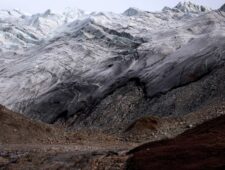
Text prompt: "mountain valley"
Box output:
[[1, 1, 225, 169]]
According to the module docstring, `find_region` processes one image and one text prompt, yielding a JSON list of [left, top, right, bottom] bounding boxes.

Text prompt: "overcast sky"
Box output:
[[0, 0, 224, 14]]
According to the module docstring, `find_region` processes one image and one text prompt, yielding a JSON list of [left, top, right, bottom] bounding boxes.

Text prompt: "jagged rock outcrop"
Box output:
[[0, 2, 225, 132]]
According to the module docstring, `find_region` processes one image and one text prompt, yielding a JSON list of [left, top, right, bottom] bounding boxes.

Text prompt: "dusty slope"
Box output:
[[0, 105, 74, 144], [0, 104, 130, 146], [0, 105, 133, 169], [126, 114, 225, 170]]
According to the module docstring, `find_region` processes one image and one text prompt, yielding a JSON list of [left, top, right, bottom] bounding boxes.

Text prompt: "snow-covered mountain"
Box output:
[[0, 2, 225, 131], [0, 8, 86, 53], [174, 1, 211, 13], [63, 7, 85, 23], [0, 1, 213, 53], [24, 8, 86, 35], [163, 1, 211, 13], [0, 9, 25, 19]]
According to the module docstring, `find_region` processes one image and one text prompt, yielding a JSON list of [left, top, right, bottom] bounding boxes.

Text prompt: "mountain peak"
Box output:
[[220, 4, 225, 11], [123, 7, 142, 16], [43, 9, 52, 17], [0, 9, 25, 18], [62, 7, 85, 22], [174, 1, 211, 13]]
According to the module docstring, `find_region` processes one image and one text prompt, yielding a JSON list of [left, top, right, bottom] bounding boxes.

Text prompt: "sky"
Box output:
[[0, 0, 224, 14]]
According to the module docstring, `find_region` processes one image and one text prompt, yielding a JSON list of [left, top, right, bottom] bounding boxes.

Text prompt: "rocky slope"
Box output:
[[0, 105, 134, 169], [1, 100, 225, 169], [0, 2, 225, 134]]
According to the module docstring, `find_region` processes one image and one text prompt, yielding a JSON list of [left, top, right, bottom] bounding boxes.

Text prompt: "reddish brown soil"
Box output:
[[126, 115, 225, 170]]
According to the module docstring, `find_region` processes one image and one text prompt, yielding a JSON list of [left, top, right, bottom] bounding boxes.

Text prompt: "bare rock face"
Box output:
[[0, 2, 225, 132]]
